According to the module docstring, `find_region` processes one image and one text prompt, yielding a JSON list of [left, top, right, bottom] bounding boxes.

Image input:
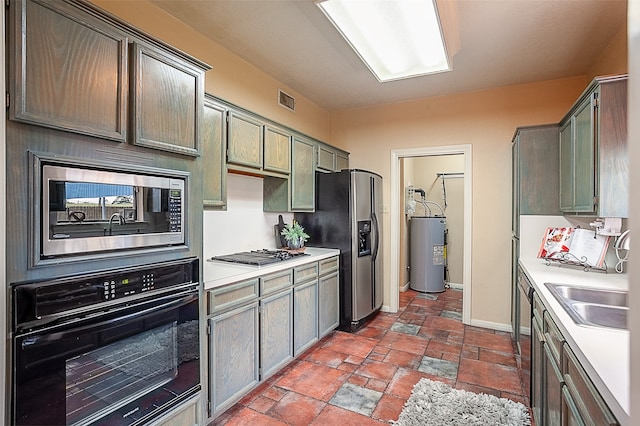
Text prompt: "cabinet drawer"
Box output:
[[319, 257, 339, 276], [562, 345, 618, 426], [294, 262, 318, 284], [544, 311, 564, 365], [208, 279, 259, 315], [261, 270, 293, 296]]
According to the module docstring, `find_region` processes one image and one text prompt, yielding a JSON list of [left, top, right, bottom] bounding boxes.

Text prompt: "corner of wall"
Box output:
[[588, 21, 628, 80]]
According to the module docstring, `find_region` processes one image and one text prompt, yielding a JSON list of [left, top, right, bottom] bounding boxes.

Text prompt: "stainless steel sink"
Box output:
[[544, 283, 628, 330]]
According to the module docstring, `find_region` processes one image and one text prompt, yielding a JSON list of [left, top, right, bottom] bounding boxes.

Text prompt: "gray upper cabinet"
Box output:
[[9, 0, 208, 156], [264, 125, 292, 174], [227, 110, 264, 169], [316, 144, 336, 172], [559, 120, 574, 212], [203, 97, 228, 208], [316, 143, 349, 172], [336, 153, 349, 171], [131, 43, 204, 156], [227, 110, 292, 176], [512, 124, 560, 235], [291, 136, 315, 211], [210, 96, 348, 211], [10, 0, 128, 141], [559, 75, 628, 217]]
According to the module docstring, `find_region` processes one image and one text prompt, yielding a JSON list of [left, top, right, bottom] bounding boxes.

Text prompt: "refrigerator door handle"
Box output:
[[371, 211, 380, 261]]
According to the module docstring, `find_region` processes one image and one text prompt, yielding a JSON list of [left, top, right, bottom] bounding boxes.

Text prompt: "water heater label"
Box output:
[[433, 245, 445, 265]]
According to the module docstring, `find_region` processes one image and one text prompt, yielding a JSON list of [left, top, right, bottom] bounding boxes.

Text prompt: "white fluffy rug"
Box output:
[[394, 378, 531, 426]]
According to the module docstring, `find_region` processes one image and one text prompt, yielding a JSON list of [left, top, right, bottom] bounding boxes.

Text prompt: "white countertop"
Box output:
[[203, 247, 340, 290], [519, 258, 629, 425]]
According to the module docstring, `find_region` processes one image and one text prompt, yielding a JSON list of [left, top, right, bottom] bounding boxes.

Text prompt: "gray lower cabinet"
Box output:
[[260, 289, 293, 378], [208, 257, 338, 421], [561, 386, 585, 426], [318, 257, 340, 338], [544, 344, 563, 426], [293, 262, 320, 355], [208, 279, 260, 416], [530, 289, 619, 426], [294, 279, 319, 356], [531, 293, 545, 426], [562, 345, 617, 426], [260, 271, 294, 379], [208, 301, 259, 415]]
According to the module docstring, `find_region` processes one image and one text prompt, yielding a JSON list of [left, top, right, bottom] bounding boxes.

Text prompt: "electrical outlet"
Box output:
[[382, 204, 389, 214]]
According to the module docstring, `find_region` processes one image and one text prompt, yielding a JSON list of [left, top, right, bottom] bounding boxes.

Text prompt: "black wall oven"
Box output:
[[11, 258, 200, 426]]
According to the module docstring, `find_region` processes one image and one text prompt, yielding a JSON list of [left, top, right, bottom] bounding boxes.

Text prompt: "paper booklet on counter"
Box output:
[[537, 227, 610, 269]]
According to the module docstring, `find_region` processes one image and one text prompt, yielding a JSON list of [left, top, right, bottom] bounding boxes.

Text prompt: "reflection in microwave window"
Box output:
[[49, 182, 174, 238]]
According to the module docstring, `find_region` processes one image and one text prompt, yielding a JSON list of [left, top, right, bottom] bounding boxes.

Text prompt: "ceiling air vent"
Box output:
[[278, 89, 296, 112]]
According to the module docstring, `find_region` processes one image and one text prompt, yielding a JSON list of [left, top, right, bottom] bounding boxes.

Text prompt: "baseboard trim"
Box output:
[[469, 318, 513, 333], [447, 282, 463, 290]]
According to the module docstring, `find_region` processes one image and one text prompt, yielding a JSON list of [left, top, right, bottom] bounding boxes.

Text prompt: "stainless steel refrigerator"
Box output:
[[295, 169, 383, 332]]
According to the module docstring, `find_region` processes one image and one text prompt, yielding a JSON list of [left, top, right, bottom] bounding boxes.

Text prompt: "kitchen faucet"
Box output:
[[107, 212, 126, 236]]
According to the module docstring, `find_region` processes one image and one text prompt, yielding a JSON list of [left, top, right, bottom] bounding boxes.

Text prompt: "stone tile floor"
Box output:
[[211, 288, 531, 425]]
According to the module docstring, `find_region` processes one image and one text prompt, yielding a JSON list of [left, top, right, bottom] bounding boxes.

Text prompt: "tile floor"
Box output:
[[211, 288, 531, 425]]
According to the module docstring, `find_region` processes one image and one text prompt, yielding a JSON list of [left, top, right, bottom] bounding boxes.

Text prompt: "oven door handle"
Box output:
[[19, 291, 198, 349]]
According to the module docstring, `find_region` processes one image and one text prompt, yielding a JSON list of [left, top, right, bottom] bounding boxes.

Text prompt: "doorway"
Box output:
[[389, 145, 472, 324]]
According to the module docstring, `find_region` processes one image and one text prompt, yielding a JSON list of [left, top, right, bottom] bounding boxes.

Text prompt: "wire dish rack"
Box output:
[[544, 252, 608, 273]]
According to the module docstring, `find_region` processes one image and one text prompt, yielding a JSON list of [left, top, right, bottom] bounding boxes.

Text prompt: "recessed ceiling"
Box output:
[[150, 0, 627, 111]]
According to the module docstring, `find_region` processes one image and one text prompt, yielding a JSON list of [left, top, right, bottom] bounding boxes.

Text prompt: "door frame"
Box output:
[[389, 144, 472, 324]]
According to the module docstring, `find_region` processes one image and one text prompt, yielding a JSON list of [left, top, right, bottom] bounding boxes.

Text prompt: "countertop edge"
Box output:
[[519, 257, 629, 425], [203, 248, 340, 290]]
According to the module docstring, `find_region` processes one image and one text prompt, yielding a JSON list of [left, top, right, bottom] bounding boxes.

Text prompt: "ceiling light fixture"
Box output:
[[316, 0, 451, 82]]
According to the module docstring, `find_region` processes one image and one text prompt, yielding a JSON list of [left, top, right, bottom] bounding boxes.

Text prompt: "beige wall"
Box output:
[[588, 23, 628, 81], [329, 75, 604, 325], [90, 0, 331, 142]]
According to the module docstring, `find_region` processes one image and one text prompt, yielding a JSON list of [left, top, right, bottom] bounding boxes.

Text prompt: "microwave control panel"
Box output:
[[169, 189, 182, 232]]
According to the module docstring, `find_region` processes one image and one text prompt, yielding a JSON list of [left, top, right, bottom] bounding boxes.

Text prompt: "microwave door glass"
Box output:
[[48, 181, 175, 239], [41, 163, 185, 257]]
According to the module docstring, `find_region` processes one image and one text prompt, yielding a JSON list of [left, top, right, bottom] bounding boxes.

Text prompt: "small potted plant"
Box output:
[[280, 220, 309, 250]]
